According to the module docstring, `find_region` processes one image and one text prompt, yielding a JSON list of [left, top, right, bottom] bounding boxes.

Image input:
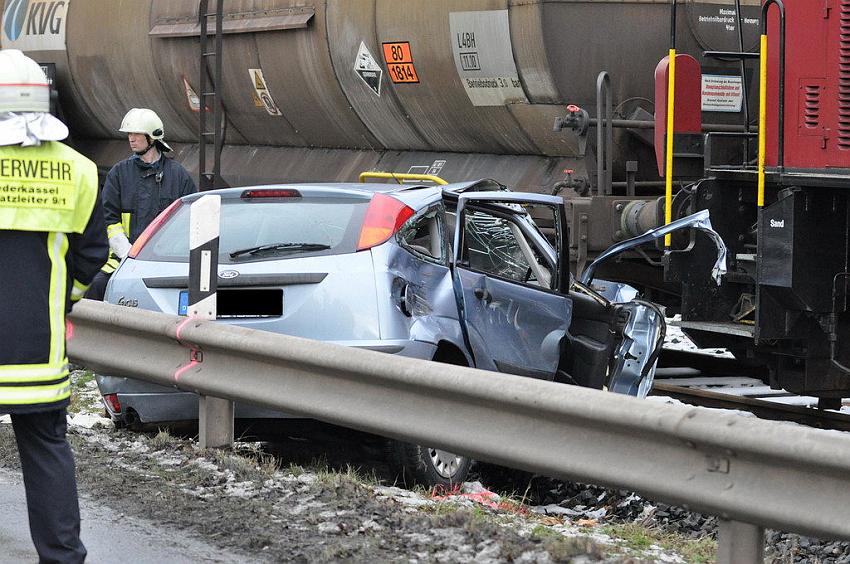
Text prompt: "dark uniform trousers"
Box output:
[[11, 410, 85, 564]]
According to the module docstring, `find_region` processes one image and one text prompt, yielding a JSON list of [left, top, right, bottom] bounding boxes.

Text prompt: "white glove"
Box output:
[[109, 233, 132, 259]]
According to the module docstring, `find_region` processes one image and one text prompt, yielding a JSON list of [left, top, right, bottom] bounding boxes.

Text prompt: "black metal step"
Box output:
[[672, 320, 755, 338]]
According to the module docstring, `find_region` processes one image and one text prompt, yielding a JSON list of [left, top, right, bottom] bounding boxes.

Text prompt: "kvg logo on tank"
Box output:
[[2, 0, 69, 51]]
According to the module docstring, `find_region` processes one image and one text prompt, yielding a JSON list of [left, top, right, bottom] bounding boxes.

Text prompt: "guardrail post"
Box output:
[[717, 519, 764, 564], [189, 194, 233, 448]]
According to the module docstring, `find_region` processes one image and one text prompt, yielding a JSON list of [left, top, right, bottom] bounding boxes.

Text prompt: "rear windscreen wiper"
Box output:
[[229, 242, 331, 258]]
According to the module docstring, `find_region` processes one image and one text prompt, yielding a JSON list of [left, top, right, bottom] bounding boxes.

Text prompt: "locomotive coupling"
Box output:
[[619, 199, 664, 239]]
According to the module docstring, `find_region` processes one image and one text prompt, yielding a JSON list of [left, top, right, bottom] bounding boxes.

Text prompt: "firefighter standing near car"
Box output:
[[85, 108, 196, 299], [0, 49, 108, 563]]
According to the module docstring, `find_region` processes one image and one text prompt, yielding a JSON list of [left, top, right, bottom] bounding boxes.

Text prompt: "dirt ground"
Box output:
[[0, 421, 646, 563]]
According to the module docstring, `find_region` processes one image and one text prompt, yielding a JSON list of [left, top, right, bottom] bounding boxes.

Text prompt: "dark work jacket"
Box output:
[[102, 154, 196, 244]]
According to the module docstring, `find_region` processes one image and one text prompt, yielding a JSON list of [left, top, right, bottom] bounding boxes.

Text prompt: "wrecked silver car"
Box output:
[[96, 180, 726, 486]]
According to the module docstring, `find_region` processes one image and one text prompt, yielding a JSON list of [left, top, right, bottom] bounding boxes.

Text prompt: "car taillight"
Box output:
[[357, 193, 414, 251], [103, 393, 121, 414], [127, 199, 183, 258]]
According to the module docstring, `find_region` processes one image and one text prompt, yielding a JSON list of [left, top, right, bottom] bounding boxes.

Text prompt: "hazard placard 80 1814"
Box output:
[[382, 41, 419, 84]]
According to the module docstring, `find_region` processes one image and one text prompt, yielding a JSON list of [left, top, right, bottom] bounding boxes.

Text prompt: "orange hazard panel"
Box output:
[[382, 42, 419, 84]]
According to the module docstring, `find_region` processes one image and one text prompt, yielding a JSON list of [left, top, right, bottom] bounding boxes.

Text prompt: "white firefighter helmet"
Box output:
[[0, 49, 50, 113], [119, 108, 172, 152], [0, 49, 68, 145]]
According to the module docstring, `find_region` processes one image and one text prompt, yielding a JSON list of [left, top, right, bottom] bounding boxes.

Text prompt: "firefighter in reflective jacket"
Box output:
[[85, 108, 196, 299], [0, 49, 107, 562]]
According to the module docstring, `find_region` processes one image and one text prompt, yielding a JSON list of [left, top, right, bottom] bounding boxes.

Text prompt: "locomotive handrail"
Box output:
[[358, 171, 448, 185], [758, 0, 786, 207], [67, 299, 850, 562], [595, 72, 613, 197], [733, 0, 751, 159], [663, 0, 678, 247]]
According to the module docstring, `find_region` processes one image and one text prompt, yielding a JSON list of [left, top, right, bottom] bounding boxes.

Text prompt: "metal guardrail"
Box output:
[[67, 301, 850, 560]]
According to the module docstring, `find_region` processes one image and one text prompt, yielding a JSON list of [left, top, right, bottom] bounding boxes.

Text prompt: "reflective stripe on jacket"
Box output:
[[0, 142, 107, 413]]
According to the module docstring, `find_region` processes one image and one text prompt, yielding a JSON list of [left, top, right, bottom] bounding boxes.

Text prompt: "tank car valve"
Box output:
[[553, 104, 589, 136], [553, 104, 590, 156], [552, 168, 589, 197]]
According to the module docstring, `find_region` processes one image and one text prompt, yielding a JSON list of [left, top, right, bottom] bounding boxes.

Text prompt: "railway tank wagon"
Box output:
[[0, 1, 752, 203], [8, 0, 850, 402], [0, 0, 756, 293]]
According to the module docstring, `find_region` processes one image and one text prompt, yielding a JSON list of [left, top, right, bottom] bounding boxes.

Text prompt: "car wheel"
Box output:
[[387, 441, 472, 489], [385, 346, 473, 488]]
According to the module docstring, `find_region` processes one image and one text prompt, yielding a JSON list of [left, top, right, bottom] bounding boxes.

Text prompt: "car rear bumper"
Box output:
[[96, 339, 438, 424], [97, 376, 292, 423]]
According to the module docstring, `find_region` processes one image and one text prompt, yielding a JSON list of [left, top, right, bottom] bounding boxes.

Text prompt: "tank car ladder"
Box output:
[[198, 0, 225, 190]]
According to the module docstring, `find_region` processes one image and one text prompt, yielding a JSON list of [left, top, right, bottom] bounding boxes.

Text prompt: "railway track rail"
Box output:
[[655, 349, 850, 432]]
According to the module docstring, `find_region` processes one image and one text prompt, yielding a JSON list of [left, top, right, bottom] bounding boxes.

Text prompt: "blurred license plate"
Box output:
[[178, 289, 283, 318]]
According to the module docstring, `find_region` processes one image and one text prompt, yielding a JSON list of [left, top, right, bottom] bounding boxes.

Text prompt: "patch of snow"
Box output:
[[517, 552, 553, 563], [390, 496, 435, 508], [665, 317, 735, 358], [473, 540, 501, 561], [403, 532, 437, 544], [223, 482, 257, 498], [286, 500, 328, 516], [68, 413, 112, 429], [296, 474, 317, 485], [531, 504, 606, 520], [317, 522, 342, 535], [154, 455, 184, 467], [358, 519, 383, 533], [532, 504, 584, 517], [372, 485, 409, 497], [191, 459, 219, 472]]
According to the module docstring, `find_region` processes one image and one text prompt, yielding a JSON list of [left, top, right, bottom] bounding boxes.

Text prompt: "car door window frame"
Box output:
[[456, 201, 560, 292]]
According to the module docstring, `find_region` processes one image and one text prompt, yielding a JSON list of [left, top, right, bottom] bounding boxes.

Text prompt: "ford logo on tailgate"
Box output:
[[219, 270, 240, 279]]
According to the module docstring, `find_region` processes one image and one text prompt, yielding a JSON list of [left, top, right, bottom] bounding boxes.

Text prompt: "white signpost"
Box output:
[[188, 194, 233, 449]]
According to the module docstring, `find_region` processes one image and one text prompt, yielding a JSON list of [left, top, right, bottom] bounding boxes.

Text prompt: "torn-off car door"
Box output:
[[449, 192, 570, 380]]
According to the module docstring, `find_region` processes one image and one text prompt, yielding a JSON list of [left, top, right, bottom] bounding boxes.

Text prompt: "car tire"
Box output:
[[387, 441, 472, 490], [385, 347, 473, 489]]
